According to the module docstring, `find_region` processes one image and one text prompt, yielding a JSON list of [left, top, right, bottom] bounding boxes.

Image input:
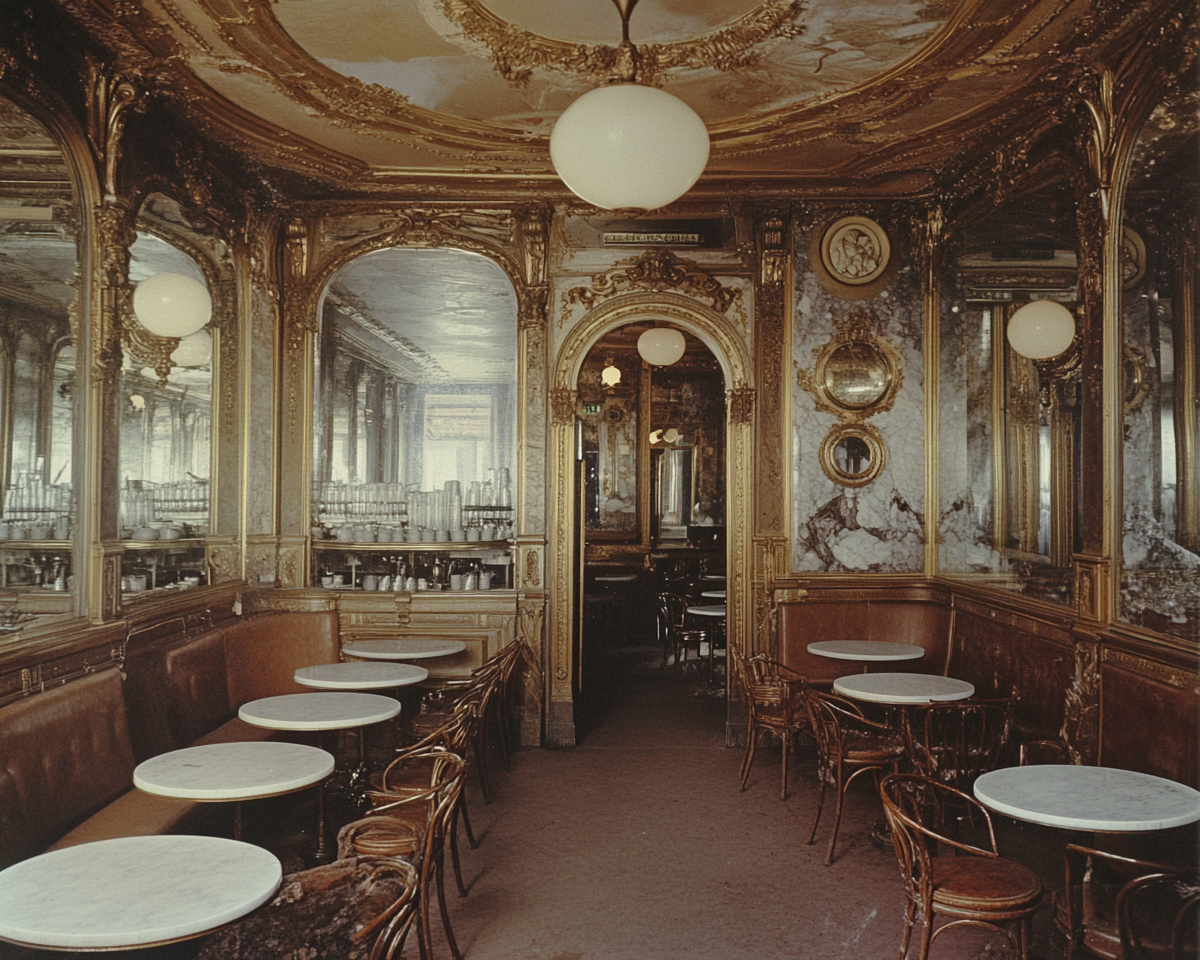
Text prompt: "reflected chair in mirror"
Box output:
[[1060, 844, 1191, 960], [731, 647, 808, 800], [880, 773, 1043, 960], [656, 591, 706, 674], [1019, 737, 1071, 765], [804, 686, 906, 865], [1118, 871, 1200, 960], [903, 695, 1015, 794], [359, 748, 468, 960]]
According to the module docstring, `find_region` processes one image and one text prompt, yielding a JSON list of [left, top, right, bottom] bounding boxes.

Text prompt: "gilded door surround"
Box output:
[[547, 292, 753, 747]]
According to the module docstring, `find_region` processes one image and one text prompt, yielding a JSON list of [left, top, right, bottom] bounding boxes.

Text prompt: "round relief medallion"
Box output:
[[820, 217, 891, 286]]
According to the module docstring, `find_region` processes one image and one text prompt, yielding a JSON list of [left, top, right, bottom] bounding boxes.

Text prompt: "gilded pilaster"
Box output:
[[917, 204, 944, 577], [546, 385, 578, 746]]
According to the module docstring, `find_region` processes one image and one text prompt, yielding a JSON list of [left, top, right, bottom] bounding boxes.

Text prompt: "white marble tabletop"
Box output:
[[594, 574, 638, 582], [833, 672, 974, 704], [700, 574, 726, 581], [701, 589, 726, 599], [974, 764, 1200, 832], [134, 741, 334, 801], [341, 638, 467, 661], [686, 604, 727, 617], [239, 691, 401, 731], [295, 661, 429, 690], [808, 640, 925, 662], [0, 835, 280, 950]]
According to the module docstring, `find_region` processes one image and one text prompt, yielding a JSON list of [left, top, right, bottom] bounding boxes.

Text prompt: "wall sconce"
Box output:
[[601, 356, 622, 387], [637, 327, 686, 366], [1006, 300, 1076, 360], [132, 272, 211, 339]]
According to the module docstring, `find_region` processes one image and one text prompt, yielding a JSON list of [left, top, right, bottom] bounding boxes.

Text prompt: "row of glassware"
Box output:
[[318, 521, 513, 543]]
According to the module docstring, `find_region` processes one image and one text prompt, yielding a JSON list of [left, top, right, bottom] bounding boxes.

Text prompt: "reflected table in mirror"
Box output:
[[701, 589, 726, 599], [973, 765, 1200, 833], [685, 604, 726, 618], [294, 661, 429, 690], [833, 672, 973, 704], [0, 835, 281, 951], [341, 638, 467, 661]]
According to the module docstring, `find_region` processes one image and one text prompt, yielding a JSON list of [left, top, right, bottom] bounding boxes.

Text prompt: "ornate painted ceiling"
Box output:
[[95, 0, 1184, 198]]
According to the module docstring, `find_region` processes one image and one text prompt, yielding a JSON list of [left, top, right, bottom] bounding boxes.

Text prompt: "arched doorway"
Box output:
[[546, 293, 753, 747]]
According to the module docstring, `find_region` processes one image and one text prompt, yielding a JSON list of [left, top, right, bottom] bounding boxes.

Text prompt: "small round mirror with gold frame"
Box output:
[[820, 423, 885, 487], [822, 341, 892, 410]]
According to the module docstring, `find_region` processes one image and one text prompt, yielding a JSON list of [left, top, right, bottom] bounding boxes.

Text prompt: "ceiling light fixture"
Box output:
[[548, 0, 709, 210], [170, 328, 213, 368], [1006, 300, 1076, 360], [601, 355, 622, 387], [132, 273, 211, 339], [637, 327, 686, 366]]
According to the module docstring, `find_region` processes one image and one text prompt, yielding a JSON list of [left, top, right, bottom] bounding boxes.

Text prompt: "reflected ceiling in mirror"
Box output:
[[324, 248, 517, 384]]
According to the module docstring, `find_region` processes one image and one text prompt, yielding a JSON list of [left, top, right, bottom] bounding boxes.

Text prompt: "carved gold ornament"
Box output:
[[797, 309, 902, 421], [1121, 225, 1147, 289], [819, 422, 885, 488], [820, 216, 890, 286]]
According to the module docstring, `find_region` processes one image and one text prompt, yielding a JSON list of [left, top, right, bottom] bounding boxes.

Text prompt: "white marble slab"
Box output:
[[701, 590, 726, 599], [294, 661, 429, 690], [0, 836, 280, 950], [686, 604, 727, 617], [700, 574, 726, 581], [595, 574, 637, 582], [341, 638, 467, 661], [974, 764, 1200, 832], [833, 672, 974, 703], [239, 692, 400, 731], [134, 742, 334, 801], [808, 640, 925, 662]]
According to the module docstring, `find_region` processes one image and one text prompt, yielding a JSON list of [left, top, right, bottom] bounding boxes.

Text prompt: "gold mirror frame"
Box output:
[[799, 310, 903, 419], [820, 422, 886, 488]]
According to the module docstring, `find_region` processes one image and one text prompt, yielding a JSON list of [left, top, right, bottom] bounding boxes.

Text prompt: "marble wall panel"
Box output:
[[790, 217, 926, 572]]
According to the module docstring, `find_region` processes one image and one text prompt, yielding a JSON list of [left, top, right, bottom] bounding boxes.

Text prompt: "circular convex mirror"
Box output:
[[820, 423, 885, 487], [822, 341, 892, 410]]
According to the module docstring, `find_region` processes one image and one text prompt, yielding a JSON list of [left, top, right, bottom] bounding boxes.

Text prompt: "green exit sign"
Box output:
[[583, 404, 601, 415]]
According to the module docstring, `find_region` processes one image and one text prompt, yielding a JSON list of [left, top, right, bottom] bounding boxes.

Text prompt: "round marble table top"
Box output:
[[294, 661, 429, 690], [594, 574, 638, 582], [686, 604, 727, 617], [239, 691, 400, 731], [700, 574, 726, 581], [0, 835, 281, 950], [808, 640, 925, 662], [341, 638, 467, 661], [974, 764, 1200, 832], [134, 741, 334, 801], [701, 590, 726, 599], [833, 672, 974, 704]]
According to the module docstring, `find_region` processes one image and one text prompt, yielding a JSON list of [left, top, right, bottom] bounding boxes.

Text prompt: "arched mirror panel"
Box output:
[[0, 96, 78, 631], [938, 180, 1080, 606], [311, 247, 518, 592], [1119, 92, 1199, 642], [119, 196, 220, 600]]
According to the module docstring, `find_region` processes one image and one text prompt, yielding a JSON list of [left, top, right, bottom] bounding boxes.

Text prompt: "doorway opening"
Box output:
[[574, 322, 727, 739]]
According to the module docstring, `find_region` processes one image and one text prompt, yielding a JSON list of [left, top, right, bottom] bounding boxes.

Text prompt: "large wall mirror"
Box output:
[[311, 247, 517, 584], [939, 179, 1080, 606], [119, 195, 222, 598], [1120, 91, 1199, 642], [0, 96, 79, 630]]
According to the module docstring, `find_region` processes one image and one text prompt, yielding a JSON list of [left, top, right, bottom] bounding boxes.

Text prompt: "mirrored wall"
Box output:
[[0, 96, 78, 627], [938, 182, 1080, 606]]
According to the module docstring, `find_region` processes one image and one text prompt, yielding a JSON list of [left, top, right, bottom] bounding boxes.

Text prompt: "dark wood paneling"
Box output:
[[1101, 662, 1199, 788]]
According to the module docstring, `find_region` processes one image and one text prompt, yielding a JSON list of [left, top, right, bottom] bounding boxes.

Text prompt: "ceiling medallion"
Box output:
[[437, 0, 808, 88], [819, 216, 890, 286]]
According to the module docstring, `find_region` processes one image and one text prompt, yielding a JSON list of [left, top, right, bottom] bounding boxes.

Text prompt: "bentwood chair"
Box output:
[[657, 591, 707, 673], [804, 685, 905, 864], [1117, 871, 1200, 960], [1060, 844, 1191, 960], [731, 647, 808, 800], [880, 773, 1043, 960], [903, 695, 1015, 794]]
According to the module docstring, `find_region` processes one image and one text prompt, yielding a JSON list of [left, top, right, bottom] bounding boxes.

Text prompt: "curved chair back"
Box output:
[[905, 696, 1015, 793], [1117, 872, 1200, 960]]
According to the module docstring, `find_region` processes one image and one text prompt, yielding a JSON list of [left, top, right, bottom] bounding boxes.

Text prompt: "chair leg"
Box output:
[[434, 845, 463, 960], [808, 765, 828, 844], [449, 808, 467, 898], [459, 790, 479, 849], [474, 737, 494, 804], [824, 767, 847, 865], [740, 727, 760, 791], [780, 731, 790, 801], [897, 899, 916, 960]]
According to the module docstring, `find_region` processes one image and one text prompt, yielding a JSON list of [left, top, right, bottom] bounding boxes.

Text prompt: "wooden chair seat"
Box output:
[[841, 729, 906, 763], [931, 856, 1043, 913]]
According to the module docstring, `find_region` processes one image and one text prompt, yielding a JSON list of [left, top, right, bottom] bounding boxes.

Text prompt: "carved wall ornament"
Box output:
[[819, 421, 886, 488], [727, 385, 755, 424], [820, 216, 890, 286], [85, 58, 143, 200], [1122, 343, 1154, 415], [523, 548, 541, 589], [560, 250, 746, 331], [550, 386, 578, 424]]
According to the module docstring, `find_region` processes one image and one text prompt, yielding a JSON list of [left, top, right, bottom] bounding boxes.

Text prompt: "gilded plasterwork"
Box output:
[[819, 216, 890, 286]]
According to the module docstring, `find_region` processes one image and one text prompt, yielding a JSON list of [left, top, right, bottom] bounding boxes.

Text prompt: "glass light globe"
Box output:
[[1007, 300, 1075, 359], [550, 84, 710, 210], [170, 328, 213, 367], [600, 362, 622, 387], [133, 273, 211, 339], [637, 327, 686, 366]]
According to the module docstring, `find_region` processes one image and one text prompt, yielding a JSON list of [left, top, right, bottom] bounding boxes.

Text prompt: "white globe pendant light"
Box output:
[[133, 273, 211, 339], [550, 83, 710, 210], [170, 328, 213, 367], [637, 327, 686, 366], [1006, 300, 1076, 359]]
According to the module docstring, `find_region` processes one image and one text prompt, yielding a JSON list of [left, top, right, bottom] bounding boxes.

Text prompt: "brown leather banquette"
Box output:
[[0, 611, 339, 868]]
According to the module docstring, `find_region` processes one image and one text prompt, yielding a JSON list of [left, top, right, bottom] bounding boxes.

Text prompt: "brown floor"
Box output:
[[8, 643, 1196, 960]]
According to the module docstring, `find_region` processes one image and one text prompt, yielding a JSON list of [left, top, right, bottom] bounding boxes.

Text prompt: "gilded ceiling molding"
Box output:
[[85, 57, 142, 200], [559, 250, 746, 331], [436, 0, 807, 88]]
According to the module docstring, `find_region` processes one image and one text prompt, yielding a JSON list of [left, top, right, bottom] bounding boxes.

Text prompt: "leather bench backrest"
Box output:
[[224, 611, 339, 708], [0, 669, 135, 868], [778, 600, 951, 682], [163, 629, 233, 747]]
